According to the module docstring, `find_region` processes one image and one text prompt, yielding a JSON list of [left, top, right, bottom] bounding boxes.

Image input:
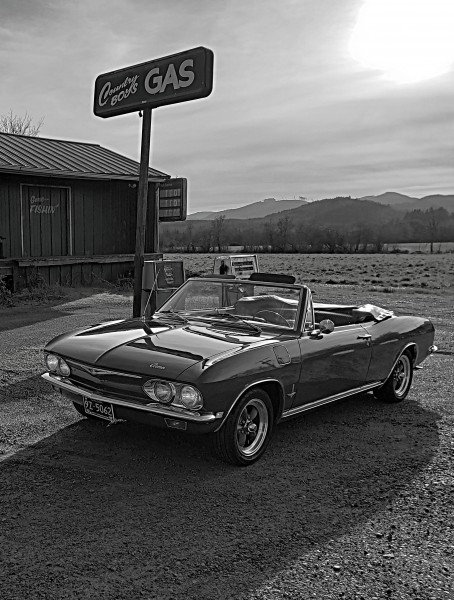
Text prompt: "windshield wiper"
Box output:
[[200, 311, 262, 334], [155, 310, 189, 324]]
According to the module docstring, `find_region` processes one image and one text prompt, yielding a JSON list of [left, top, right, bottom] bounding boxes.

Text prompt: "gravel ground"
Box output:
[[0, 288, 453, 600]]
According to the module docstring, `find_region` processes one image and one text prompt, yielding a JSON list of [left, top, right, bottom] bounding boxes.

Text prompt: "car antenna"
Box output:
[[141, 266, 161, 320]]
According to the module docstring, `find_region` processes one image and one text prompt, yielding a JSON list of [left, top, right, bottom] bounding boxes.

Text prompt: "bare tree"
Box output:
[[0, 110, 44, 136], [321, 228, 344, 253], [199, 226, 213, 252], [277, 216, 290, 251], [426, 207, 444, 253], [211, 215, 226, 252]]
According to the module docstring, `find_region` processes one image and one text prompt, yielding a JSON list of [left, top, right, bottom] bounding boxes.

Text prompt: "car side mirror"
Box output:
[[319, 319, 335, 334]]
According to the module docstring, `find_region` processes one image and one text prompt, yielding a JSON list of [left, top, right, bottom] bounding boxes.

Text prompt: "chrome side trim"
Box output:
[[213, 378, 286, 433], [281, 382, 382, 419], [41, 373, 220, 423]]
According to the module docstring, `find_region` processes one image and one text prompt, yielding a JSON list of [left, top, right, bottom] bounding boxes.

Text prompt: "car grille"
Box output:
[[65, 360, 148, 403]]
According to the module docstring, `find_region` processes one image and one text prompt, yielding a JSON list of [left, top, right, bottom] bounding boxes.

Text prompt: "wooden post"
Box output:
[[133, 108, 153, 318]]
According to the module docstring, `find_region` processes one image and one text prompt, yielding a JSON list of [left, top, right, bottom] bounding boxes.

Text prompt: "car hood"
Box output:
[[45, 317, 268, 379]]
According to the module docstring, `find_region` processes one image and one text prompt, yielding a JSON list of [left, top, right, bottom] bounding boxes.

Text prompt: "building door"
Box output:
[[21, 184, 72, 257]]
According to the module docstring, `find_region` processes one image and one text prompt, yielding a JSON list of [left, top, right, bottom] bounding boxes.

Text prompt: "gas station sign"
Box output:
[[94, 46, 214, 317], [94, 47, 214, 118], [158, 178, 187, 221]]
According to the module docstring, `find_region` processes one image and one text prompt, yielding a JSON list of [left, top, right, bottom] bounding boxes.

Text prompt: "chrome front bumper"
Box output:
[[41, 373, 222, 423]]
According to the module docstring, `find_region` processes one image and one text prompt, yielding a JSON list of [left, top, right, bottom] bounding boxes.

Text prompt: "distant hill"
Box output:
[[188, 197, 307, 220], [188, 192, 453, 222], [359, 191, 419, 206], [398, 194, 454, 213], [262, 196, 400, 227], [361, 192, 454, 213]]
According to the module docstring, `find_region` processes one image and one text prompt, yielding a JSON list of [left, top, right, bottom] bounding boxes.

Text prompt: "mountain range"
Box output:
[[188, 197, 307, 220], [188, 192, 454, 220], [359, 192, 454, 212]]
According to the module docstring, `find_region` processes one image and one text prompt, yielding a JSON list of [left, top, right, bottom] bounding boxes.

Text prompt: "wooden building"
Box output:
[[0, 132, 169, 289]]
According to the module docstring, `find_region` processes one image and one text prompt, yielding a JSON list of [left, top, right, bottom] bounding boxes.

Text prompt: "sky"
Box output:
[[1, 0, 454, 213]]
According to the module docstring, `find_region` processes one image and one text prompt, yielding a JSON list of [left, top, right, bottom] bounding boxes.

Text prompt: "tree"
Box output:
[[211, 215, 226, 252], [199, 225, 213, 252], [277, 216, 290, 251], [0, 110, 44, 136], [426, 207, 445, 253]]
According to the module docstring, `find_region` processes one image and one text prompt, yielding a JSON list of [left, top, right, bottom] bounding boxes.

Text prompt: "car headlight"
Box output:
[[46, 354, 59, 372], [58, 358, 71, 377], [143, 380, 175, 404], [179, 385, 203, 410]]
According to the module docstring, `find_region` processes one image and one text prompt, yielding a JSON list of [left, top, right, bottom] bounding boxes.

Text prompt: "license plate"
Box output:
[[83, 397, 115, 422]]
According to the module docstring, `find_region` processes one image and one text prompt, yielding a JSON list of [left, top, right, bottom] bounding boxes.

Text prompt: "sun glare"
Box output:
[[350, 0, 454, 83]]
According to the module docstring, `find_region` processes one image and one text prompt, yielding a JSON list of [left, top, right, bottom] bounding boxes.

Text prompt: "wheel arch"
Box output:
[[382, 342, 418, 385], [213, 379, 285, 432]]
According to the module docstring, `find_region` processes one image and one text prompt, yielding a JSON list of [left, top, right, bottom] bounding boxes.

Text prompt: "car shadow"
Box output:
[[0, 392, 440, 600]]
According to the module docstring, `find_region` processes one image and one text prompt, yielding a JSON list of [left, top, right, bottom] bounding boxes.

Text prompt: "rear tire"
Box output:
[[375, 350, 413, 403], [214, 388, 274, 466]]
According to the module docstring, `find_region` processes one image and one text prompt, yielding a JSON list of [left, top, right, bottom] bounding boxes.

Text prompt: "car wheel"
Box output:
[[375, 350, 414, 403], [214, 388, 274, 466]]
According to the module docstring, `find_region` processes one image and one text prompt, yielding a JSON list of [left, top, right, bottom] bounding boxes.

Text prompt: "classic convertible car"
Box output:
[[42, 273, 436, 465]]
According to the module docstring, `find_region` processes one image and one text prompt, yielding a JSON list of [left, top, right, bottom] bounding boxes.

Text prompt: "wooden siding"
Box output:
[[0, 253, 163, 288], [0, 173, 159, 259]]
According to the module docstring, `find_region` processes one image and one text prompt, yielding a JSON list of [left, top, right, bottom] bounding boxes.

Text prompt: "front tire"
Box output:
[[375, 350, 414, 403], [214, 388, 274, 466]]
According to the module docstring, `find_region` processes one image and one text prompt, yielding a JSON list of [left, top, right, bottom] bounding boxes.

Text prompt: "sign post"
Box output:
[[132, 107, 153, 318], [93, 47, 213, 317]]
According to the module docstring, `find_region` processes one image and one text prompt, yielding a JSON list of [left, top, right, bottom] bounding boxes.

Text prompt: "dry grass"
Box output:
[[167, 252, 454, 293]]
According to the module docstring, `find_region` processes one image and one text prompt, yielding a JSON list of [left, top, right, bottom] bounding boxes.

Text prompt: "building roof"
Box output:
[[0, 132, 169, 181]]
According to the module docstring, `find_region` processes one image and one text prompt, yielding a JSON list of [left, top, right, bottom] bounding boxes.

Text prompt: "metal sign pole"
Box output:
[[133, 107, 153, 318]]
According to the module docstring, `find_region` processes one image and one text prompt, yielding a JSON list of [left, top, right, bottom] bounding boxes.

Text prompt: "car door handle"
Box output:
[[357, 334, 372, 340]]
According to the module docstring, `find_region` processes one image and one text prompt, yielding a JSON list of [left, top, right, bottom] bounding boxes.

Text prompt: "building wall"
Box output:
[[0, 173, 158, 259]]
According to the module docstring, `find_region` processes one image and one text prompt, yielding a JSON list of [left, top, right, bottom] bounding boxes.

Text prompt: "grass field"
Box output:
[[166, 252, 454, 292]]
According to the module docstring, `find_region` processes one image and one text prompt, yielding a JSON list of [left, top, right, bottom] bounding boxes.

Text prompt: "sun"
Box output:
[[350, 0, 454, 83]]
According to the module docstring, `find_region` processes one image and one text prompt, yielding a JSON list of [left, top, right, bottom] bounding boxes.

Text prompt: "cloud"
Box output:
[[1, 0, 453, 211]]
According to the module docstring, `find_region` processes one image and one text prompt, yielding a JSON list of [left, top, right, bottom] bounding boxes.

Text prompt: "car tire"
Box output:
[[375, 350, 414, 403], [214, 388, 274, 466]]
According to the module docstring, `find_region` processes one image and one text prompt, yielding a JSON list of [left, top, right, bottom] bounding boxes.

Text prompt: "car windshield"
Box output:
[[156, 279, 302, 330]]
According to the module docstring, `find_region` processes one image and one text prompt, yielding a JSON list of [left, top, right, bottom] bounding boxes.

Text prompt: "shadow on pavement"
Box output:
[[0, 303, 75, 332], [0, 392, 440, 600]]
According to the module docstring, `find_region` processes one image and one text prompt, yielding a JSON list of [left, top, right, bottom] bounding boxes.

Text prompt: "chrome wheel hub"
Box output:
[[392, 355, 411, 398], [236, 398, 269, 457]]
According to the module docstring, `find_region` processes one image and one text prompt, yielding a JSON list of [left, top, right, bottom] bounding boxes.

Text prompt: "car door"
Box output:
[[292, 294, 373, 406], [295, 324, 373, 405]]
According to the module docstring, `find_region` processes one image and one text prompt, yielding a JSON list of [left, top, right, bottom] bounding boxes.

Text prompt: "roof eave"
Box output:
[[0, 166, 170, 182]]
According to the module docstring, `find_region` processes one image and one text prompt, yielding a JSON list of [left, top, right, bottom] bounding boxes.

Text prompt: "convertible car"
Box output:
[[42, 273, 436, 466]]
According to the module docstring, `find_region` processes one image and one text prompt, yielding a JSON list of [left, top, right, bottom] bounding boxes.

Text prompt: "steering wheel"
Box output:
[[255, 310, 290, 327]]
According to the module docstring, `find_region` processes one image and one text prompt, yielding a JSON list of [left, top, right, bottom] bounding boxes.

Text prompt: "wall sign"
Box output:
[[158, 178, 187, 221], [94, 47, 214, 118], [20, 184, 72, 257]]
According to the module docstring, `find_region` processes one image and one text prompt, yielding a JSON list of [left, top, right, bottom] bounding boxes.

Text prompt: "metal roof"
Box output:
[[0, 132, 169, 181]]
